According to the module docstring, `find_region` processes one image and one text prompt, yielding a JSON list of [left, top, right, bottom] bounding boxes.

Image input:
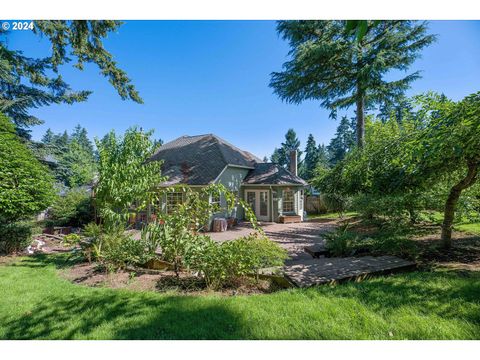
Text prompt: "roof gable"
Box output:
[[149, 134, 261, 186], [242, 163, 308, 186]]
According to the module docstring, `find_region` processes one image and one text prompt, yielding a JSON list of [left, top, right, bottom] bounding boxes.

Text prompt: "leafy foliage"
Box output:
[[47, 187, 94, 227], [153, 184, 259, 275], [0, 113, 55, 222], [40, 125, 97, 187], [185, 233, 288, 289], [316, 92, 480, 247], [0, 220, 32, 254], [324, 222, 418, 259], [94, 127, 164, 227], [270, 20, 435, 146]]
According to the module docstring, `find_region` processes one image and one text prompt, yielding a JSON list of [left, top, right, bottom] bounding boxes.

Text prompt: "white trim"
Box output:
[[212, 165, 228, 183], [244, 189, 270, 222], [226, 164, 255, 170]]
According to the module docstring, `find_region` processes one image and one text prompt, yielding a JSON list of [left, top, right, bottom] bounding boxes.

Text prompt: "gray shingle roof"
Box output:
[[243, 163, 308, 186], [149, 134, 261, 186]]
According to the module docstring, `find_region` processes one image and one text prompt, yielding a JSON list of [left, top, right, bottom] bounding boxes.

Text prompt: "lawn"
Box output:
[[1, 254, 479, 340], [307, 211, 358, 220]]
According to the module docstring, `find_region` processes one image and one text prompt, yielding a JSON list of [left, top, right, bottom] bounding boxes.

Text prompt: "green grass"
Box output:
[[455, 223, 480, 235], [1, 254, 479, 339], [307, 211, 358, 220], [421, 210, 480, 235]]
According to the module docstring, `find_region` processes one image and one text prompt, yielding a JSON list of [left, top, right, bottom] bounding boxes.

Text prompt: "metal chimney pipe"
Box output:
[[289, 150, 297, 176]]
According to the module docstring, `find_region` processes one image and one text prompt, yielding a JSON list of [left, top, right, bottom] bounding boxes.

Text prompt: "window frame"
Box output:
[[166, 191, 184, 214], [282, 189, 295, 213]]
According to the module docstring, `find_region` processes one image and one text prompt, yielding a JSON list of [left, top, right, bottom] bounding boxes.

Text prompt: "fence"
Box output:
[[305, 195, 328, 214]]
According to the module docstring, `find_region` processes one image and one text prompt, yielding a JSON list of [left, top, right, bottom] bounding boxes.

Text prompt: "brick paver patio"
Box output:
[[209, 219, 337, 262]]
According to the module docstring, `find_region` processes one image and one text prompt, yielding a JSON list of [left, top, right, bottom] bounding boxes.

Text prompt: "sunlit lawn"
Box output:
[[424, 211, 480, 235], [307, 211, 358, 220], [1, 254, 479, 340]]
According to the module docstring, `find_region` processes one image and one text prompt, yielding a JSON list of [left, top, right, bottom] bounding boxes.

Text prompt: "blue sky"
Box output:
[[7, 20, 480, 159]]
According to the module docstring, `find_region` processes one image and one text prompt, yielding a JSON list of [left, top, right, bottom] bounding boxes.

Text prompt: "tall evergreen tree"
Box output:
[[317, 144, 329, 168], [270, 129, 302, 169], [302, 134, 319, 180], [378, 95, 415, 123], [270, 20, 436, 147], [40, 126, 97, 187], [0, 21, 142, 137], [270, 148, 283, 165], [327, 116, 355, 166], [41, 128, 55, 145]]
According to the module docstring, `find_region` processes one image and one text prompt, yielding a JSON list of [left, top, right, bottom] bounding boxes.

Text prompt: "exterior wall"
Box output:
[[241, 185, 305, 222], [215, 166, 250, 220], [241, 186, 274, 222], [275, 186, 305, 221]]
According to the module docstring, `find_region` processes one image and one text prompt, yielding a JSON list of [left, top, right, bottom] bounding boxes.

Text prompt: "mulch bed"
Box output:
[[414, 230, 480, 268], [60, 261, 276, 296]]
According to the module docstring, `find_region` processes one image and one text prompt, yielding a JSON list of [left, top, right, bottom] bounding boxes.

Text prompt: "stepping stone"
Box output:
[[283, 255, 416, 288]]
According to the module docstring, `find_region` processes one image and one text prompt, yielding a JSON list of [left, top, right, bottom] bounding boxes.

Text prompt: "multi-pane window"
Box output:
[[166, 192, 184, 213], [282, 190, 294, 213]]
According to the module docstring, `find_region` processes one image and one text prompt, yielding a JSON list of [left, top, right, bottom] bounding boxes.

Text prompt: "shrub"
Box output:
[[0, 113, 55, 223], [48, 188, 94, 227], [324, 222, 418, 259], [0, 220, 32, 254], [82, 223, 160, 270], [63, 233, 81, 246], [184, 233, 288, 289], [100, 231, 153, 270], [324, 224, 360, 257]]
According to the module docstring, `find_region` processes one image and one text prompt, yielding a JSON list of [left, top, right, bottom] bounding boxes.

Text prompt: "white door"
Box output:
[[245, 190, 269, 221]]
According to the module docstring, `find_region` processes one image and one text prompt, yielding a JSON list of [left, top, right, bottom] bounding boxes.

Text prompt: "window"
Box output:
[[166, 192, 184, 213], [210, 192, 221, 210], [282, 190, 294, 213]]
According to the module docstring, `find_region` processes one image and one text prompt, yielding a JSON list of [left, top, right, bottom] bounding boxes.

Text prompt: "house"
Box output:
[[148, 134, 307, 224]]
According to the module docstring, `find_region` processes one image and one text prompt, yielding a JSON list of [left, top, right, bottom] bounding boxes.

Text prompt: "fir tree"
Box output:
[[0, 21, 142, 137], [270, 20, 436, 147], [270, 129, 302, 169], [327, 116, 355, 166], [302, 134, 319, 180]]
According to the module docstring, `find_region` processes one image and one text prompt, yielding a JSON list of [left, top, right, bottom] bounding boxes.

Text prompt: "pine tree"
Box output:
[[327, 116, 355, 166], [270, 20, 436, 147], [0, 21, 142, 136], [41, 128, 55, 145], [270, 148, 283, 165], [270, 129, 303, 169], [302, 134, 319, 180], [378, 95, 415, 123], [317, 144, 329, 167]]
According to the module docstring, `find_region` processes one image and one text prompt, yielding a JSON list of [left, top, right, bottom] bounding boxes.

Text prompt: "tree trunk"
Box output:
[[441, 161, 479, 248], [356, 87, 365, 148]]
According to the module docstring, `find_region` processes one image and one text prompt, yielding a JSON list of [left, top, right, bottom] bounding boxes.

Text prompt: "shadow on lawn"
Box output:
[[3, 255, 245, 339], [318, 270, 480, 326], [3, 254, 480, 339]]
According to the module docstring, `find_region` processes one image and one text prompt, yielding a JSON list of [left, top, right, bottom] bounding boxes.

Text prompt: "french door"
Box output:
[[245, 190, 269, 221]]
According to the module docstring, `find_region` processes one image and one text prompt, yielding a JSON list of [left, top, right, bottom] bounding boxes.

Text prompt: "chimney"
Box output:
[[289, 150, 297, 176]]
